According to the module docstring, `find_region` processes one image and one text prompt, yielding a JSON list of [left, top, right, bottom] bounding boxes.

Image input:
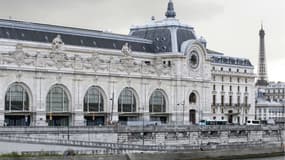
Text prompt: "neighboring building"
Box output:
[[0, 1, 255, 126], [256, 82, 285, 123], [209, 50, 255, 124]]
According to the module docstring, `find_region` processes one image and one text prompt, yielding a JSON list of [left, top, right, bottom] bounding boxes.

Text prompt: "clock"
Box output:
[[189, 51, 199, 69]]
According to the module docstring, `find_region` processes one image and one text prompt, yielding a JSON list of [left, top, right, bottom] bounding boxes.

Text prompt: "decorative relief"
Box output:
[[2, 43, 34, 66], [16, 71, 22, 82], [153, 57, 171, 76], [73, 54, 83, 70], [119, 56, 140, 74], [47, 51, 71, 69], [56, 73, 63, 83], [81, 53, 108, 72], [0, 41, 173, 77]]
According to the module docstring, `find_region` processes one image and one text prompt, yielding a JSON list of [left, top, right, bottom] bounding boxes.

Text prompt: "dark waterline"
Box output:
[[234, 155, 285, 160]]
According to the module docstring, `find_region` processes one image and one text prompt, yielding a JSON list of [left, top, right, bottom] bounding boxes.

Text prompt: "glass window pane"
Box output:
[[5, 84, 29, 111], [118, 88, 136, 112], [46, 86, 69, 112], [83, 87, 104, 112], [149, 90, 165, 113]]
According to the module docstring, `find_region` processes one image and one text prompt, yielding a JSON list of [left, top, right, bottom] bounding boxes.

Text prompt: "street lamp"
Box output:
[[142, 82, 148, 146], [109, 81, 115, 125], [181, 101, 185, 125]]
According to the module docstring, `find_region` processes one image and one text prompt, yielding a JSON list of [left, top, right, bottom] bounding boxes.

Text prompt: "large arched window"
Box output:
[[46, 85, 69, 112], [149, 90, 166, 112], [189, 92, 197, 104], [118, 88, 136, 112], [5, 83, 29, 111], [84, 86, 104, 112]]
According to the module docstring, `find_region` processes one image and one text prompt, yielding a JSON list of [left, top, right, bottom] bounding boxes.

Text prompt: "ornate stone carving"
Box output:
[[47, 51, 69, 69], [83, 53, 107, 72], [52, 35, 64, 52], [73, 54, 83, 70], [16, 71, 22, 81], [118, 53, 141, 74], [2, 43, 34, 66], [121, 43, 132, 57], [56, 73, 62, 83], [153, 57, 170, 76]]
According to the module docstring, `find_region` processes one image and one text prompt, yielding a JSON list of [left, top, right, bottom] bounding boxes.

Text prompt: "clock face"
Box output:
[[189, 51, 199, 69]]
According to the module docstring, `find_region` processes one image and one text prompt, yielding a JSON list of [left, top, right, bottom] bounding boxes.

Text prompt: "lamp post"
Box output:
[[182, 101, 185, 125], [66, 114, 70, 141], [109, 92, 114, 123], [176, 103, 178, 125], [109, 80, 115, 124], [142, 82, 148, 146]]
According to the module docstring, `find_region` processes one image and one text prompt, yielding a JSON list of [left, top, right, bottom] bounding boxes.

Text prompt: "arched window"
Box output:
[[189, 92, 197, 104], [5, 83, 29, 111], [46, 85, 69, 112], [118, 88, 136, 112], [84, 86, 104, 112], [149, 90, 166, 112]]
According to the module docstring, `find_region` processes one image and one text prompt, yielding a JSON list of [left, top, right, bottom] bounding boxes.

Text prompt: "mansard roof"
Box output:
[[0, 19, 154, 53], [208, 49, 253, 67]]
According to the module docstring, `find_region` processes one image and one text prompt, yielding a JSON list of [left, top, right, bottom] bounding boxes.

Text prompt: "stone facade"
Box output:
[[0, 1, 255, 126], [209, 52, 256, 124], [0, 38, 212, 126]]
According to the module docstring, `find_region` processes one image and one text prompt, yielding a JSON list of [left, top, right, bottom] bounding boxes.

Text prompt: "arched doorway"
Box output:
[[189, 109, 196, 124], [4, 83, 31, 126], [228, 110, 233, 124], [83, 86, 106, 126], [46, 85, 71, 126]]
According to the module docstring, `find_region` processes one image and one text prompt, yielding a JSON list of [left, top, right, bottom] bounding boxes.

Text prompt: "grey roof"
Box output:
[[208, 50, 253, 67], [0, 19, 154, 53]]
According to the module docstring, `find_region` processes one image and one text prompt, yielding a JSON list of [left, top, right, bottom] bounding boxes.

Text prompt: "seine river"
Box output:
[[236, 156, 285, 160]]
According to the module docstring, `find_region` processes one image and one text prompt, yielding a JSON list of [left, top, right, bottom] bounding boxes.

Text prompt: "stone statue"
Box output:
[[52, 35, 64, 51], [121, 43, 132, 56]]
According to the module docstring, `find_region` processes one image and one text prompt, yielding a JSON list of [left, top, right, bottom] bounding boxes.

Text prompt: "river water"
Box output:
[[236, 156, 285, 160]]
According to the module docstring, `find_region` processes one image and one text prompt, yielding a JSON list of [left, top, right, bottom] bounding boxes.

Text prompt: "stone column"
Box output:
[[0, 74, 6, 126]]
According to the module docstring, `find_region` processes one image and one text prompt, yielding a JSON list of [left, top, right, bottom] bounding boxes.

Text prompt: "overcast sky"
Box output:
[[0, 0, 284, 82]]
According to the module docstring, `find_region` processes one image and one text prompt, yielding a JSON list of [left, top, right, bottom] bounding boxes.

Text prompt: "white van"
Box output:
[[246, 120, 260, 125], [266, 119, 275, 125]]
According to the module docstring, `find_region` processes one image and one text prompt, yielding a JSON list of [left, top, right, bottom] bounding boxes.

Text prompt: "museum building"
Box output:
[[0, 1, 255, 126]]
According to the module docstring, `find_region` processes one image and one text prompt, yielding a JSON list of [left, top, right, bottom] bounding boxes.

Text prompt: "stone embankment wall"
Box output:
[[0, 125, 284, 159], [0, 125, 285, 153], [0, 125, 284, 147]]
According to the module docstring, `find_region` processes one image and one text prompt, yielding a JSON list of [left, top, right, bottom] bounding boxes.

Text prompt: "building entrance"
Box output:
[[228, 110, 233, 124], [46, 115, 69, 126], [5, 115, 30, 126], [189, 110, 196, 124]]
